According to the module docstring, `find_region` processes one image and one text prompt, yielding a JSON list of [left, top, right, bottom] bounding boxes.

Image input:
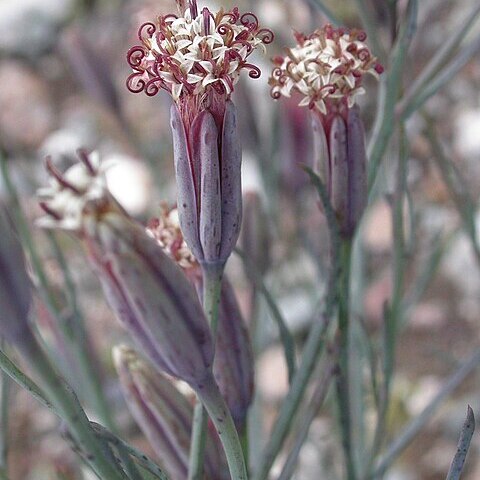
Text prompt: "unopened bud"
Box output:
[[148, 206, 254, 430], [37, 151, 213, 388], [240, 191, 271, 276], [310, 105, 368, 237], [113, 345, 227, 480], [171, 101, 242, 267], [215, 277, 254, 431], [0, 204, 33, 346]]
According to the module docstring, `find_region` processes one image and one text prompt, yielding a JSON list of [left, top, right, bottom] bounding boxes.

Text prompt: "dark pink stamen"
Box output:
[[45, 157, 82, 194], [39, 202, 63, 221]]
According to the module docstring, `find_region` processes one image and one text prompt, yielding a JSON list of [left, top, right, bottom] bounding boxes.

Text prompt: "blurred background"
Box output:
[[1, 0, 480, 478]]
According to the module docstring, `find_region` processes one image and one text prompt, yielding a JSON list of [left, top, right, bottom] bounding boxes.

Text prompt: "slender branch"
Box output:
[[14, 334, 127, 480], [372, 349, 480, 478], [0, 342, 11, 480], [423, 117, 480, 267], [398, 4, 480, 118], [252, 168, 340, 480], [197, 373, 248, 480], [303, 0, 342, 26], [92, 424, 169, 480], [336, 239, 356, 480], [235, 247, 296, 383], [400, 32, 480, 121], [446, 405, 475, 480], [277, 357, 336, 480], [0, 155, 114, 429], [367, 0, 418, 194], [188, 264, 225, 480]]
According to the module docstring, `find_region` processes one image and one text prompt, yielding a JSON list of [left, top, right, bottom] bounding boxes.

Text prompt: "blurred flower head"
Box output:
[[269, 25, 383, 114], [126, 0, 273, 120], [38, 151, 214, 387], [37, 150, 119, 232]]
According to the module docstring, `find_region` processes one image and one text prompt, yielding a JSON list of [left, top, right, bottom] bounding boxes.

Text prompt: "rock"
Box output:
[[0, 61, 54, 149], [0, 0, 74, 57]]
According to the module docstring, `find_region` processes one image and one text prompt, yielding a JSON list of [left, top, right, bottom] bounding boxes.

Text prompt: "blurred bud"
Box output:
[[240, 191, 271, 276], [278, 99, 314, 195], [215, 277, 254, 431], [113, 345, 228, 480], [171, 101, 242, 267], [148, 205, 254, 430], [60, 27, 122, 119], [0, 204, 33, 345], [37, 151, 213, 388], [311, 105, 368, 237]]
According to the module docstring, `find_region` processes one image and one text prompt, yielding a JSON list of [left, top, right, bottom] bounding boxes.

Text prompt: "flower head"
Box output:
[[38, 152, 214, 388], [269, 25, 383, 114], [127, 0, 273, 112], [37, 150, 119, 232], [147, 203, 199, 270]]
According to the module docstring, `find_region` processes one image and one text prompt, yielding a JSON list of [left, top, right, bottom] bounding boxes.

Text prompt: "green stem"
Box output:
[[336, 239, 356, 480], [188, 403, 209, 480], [47, 234, 116, 431], [278, 358, 335, 480], [235, 247, 296, 383], [16, 333, 126, 480], [446, 406, 475, 480], [0, 155, 114, 429], [0, 350, 166, 480], [252, 316, 332, 480], [372, 349, 480, 478], [188, 263, 223, 480], [0, 343, 10, 480], [197, 373, 248, 480]]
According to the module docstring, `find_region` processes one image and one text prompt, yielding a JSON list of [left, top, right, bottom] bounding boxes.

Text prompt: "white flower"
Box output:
[[269, 25, 383, 112], [127, 4, 273, 101], [37, 150, 115, 232]]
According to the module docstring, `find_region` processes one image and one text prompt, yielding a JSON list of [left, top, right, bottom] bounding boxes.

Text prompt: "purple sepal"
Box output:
[[240, 191, 271, 276], [86, 214, 214, 388], [311, 112, 330, 188], [346, 105, 367, 235], [192, 111, 222, 262], [114, 346, 228, 480], [214, 277, 254, 431], [0, 206, 33, 346], [219, 101, 242, 261], [329, 115, 348, 234], [170, 105, 204, 261]]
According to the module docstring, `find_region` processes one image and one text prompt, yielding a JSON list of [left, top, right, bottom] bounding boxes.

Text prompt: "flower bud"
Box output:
[[37, 151, 213, 388], [148, 206, 254, 430], [311, 106, 368, 237], [113, 345, 228, 480], [215, 277, 254, 431], [0, 204, 33, 345], [171, 101, 242, 266], [240, 191, 271, 277], [270, 25, 381, 237]]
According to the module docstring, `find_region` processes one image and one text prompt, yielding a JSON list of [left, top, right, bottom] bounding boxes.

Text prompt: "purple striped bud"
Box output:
[[113, 345, 228, 480], [311, 105, 368, 237], [148, 206, 254, 430], [0, 204, 33, 346], [37, 151, 213, 388], [171, 101, 242, 267], [215, 277, 254, 431]]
